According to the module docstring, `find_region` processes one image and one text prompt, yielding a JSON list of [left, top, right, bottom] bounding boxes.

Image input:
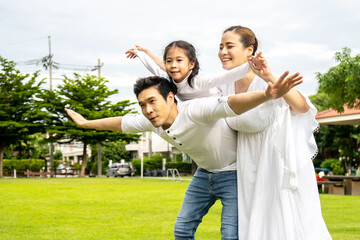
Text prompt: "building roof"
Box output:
[[316, 103, 360, 125]]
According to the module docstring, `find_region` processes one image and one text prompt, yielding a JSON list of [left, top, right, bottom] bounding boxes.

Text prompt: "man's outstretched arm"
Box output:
[[65, 109, 123, 132], [227, 71, 303, 115]]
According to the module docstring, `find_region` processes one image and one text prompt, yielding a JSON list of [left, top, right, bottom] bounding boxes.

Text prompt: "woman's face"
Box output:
[[218, 31, 253, 70]]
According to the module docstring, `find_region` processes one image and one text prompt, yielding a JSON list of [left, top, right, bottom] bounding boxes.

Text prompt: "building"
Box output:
[[125, 132, 191, 162]]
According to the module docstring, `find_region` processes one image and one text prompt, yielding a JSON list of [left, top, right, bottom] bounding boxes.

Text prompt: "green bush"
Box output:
[[321, 158, 345, 175], [30, 161, 42, 172], [131, 154, 166, 175], [166, 162, 192, 174], [3, 159, 45, 175], [320, 158, 339, 169]]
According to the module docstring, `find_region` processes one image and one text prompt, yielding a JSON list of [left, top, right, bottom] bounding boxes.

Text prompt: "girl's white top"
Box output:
[[134, 50, 251, 101]]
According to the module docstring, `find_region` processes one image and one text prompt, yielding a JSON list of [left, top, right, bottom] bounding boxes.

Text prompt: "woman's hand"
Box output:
[[248, 52, 274, 82]]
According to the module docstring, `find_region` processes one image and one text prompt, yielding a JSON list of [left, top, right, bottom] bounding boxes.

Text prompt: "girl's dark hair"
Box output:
[[133, 76, 178, 103], [163, 40, 200, 88], [223, 26, 258, 56]]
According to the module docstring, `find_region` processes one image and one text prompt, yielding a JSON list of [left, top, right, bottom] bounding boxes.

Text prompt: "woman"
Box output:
[[219, 25, 331, 240]]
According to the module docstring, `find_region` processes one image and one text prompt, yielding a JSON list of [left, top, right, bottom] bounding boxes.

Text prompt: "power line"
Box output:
[[16, 57, 100, 72], [0, 36, 48, 47]]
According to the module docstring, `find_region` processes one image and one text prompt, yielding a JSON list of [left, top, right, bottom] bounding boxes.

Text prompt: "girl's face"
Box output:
[[218, 31, 253, 70], [165, 47, 195, 83]]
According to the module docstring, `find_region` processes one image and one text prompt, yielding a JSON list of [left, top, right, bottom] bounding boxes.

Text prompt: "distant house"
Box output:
[[316, 104, 360, 125], [316, 103, 360, 175], [54, 141, 91, 165], [125, 132, 191, 162]]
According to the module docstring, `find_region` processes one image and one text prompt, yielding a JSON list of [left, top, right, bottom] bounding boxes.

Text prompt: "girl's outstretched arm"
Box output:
[[125, 45, 166, 71]]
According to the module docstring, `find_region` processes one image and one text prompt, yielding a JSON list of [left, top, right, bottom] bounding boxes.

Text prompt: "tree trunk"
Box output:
[[97, 144, 102, 177], [191, 160, 198, 176], [0, 143, 5, 178], [80, 142, 87, 177]]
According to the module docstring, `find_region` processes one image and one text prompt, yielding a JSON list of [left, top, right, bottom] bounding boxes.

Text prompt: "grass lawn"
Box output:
[[0, 177, 359, 240]]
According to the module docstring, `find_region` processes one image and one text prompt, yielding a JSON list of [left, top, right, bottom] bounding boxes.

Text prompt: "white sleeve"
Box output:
[[187, 97, 237, 123], [121, 114, 155, 133], [135, 50, 169, 79], [192, 62, 251, 89]]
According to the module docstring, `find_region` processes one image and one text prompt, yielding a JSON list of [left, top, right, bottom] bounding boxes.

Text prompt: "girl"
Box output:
[[125, 40, 269, 102]]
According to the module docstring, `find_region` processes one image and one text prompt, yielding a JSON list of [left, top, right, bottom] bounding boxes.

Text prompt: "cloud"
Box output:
[[266, 42, 335, 61]]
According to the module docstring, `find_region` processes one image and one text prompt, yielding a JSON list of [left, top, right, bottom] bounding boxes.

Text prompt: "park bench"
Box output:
[[24, 172, 54, 178], [318, 175, 360, 195], [317, 180, 345, 195]]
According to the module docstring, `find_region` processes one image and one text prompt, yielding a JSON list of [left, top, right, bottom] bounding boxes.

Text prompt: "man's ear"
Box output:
[[167, 92, 175, 104]]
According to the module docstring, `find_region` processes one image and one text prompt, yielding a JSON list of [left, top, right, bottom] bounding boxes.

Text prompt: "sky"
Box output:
[[1, 0, 359, 106]]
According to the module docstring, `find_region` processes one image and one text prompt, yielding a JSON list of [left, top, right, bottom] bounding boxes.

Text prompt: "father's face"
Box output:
[[138, 87, 174, 129]]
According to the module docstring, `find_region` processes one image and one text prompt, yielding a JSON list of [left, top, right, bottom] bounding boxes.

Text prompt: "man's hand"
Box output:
[[65, 109, 89, 128], [265, 71, 303, 99]]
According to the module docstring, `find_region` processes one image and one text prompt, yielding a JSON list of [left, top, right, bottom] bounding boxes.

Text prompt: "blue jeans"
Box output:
[[174, 168, 238, 240]]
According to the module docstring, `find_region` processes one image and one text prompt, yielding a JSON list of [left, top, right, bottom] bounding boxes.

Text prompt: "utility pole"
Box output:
[[48, 36, 54, 174], [97, 58, 102, 177], [148, 132, 153, 157], [48, 36, 53, 91]]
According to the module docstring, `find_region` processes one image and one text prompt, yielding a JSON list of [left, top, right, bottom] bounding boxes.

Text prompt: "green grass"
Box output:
[[0, 178, 359, 240]]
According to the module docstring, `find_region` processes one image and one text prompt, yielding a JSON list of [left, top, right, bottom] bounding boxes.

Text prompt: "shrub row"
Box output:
[[165, 162, 192, 173], [130, 155, 192, 175], [2, 159, 46, 175]]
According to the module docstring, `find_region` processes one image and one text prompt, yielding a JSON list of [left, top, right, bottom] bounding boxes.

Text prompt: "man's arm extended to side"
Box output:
[[65, 109, 123, 131], [227, 71, 303, 114]]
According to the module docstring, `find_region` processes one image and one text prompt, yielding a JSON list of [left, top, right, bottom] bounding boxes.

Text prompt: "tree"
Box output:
[[0, 56, 46, 177], [41, 73, 138, 176], [316, 47, 360, 112]]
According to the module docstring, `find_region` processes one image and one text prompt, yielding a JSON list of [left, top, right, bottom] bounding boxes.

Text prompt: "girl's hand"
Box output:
[[125, 47, 138, 59], [265, 71, 303, 99], [125, 45, 148, 59]]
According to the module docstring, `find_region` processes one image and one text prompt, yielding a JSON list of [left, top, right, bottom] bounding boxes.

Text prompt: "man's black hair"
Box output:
[[133, 76, 178, 103]]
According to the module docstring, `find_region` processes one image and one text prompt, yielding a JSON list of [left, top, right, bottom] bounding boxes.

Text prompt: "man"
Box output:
[[66, 72, 302, 240]]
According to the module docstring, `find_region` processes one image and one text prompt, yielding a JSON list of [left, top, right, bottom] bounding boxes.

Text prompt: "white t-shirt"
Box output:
[[121, 96, 238, 172], [135, 50, 251, 101]]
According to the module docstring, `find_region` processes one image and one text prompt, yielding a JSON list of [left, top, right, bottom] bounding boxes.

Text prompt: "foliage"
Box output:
[[2, 159, 45, 175], [131, 154, 166, 174], [29, 161, 43, 172], [320, 158, 345, 175], [310, 91, 360, 171], [3, 133, 50, 160], [316, 47, 360, 112], [40, 73, 139, 176], [53, 149, 63, 160], [166, 162, 192, 174], [0, 56, 47, 177], [89, 140, 132, 169]]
